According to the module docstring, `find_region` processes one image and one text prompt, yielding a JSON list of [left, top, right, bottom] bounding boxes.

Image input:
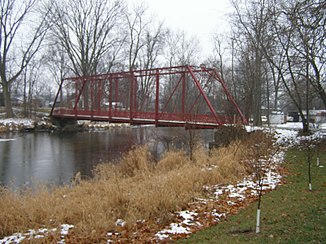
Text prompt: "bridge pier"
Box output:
[[51, 117, 79, 131]]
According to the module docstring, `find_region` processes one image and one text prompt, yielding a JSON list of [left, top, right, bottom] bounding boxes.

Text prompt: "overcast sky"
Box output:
[[141, 0, 233, 58]]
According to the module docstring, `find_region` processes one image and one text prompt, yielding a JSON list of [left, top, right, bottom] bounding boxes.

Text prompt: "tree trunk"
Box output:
[[3, 82, 14, 118], [302, 120, 309, 133], [315, 82, 326, 109]]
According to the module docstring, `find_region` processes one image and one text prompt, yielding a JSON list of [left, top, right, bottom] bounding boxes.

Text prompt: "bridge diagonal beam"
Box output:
[[187, 69, 214, 115], [210, 68, 248, 124], [186, 66, 223, 126], [158, 72, 184, 118]]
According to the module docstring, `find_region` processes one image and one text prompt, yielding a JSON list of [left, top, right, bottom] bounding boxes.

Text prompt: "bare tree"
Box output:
[[136, 22, 166, 110], [165, 30, 201, 66], [47, 0, 125, 111], [258, 0, 325, 132], [49, 0, 125, 77], [230, 0, 272, 126], [124, 3, 167, 110], [41, 43, 71, 107], [21, 59, 42, 117], [125, 3, 148, 71], [212, 35, 227, 81], [288, 0, 326, 107], [159, 30, 202, 113], [44, 44, 70, 87], [0, 0, 50, 118], [244, 131, 277, 233]]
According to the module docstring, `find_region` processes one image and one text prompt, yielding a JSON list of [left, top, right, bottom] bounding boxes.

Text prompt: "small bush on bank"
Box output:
[[0, 131, 274, 240]]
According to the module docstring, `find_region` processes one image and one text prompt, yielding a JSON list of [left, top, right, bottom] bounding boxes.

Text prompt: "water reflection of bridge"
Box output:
[[50, 65, 247, 128]]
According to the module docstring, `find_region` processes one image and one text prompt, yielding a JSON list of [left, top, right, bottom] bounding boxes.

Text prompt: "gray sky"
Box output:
[[141, 0, 233, 58]]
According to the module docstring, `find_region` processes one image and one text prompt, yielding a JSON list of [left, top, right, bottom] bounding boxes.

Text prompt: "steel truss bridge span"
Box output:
[[50, 65, 247, 129]]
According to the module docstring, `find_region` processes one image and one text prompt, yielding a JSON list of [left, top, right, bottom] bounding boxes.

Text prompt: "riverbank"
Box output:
[[1, 122, 325, 242], [0, 127, 297, 243]]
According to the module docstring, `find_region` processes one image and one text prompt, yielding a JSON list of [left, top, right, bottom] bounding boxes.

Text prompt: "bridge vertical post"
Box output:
[[129, 71, 134, 123], [134, 74, 137, 113], [109, 76, 112, 116], [97, 79, 101, 112], [115, 78, 118, 110], [74, 82, 78, 109], [90, 77, 94, 118], [182, 73, 186, 120], [155, 68, 160, 125]]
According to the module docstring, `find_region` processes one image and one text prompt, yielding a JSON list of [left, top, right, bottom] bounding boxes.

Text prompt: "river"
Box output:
[[0, 126, 214, 189]]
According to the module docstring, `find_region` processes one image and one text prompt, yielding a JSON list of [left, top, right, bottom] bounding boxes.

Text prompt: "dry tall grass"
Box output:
[[0, 132, 271, 239]]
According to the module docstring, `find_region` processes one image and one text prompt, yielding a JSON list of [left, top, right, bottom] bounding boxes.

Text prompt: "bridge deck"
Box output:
[[51, 109, 233, 129]]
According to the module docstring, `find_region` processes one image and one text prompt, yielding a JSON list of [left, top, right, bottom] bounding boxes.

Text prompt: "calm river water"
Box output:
[[0, 127, 214, 189]]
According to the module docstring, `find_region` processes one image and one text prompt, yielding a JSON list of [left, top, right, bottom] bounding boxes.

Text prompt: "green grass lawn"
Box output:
[[178, 148, 326, 243]]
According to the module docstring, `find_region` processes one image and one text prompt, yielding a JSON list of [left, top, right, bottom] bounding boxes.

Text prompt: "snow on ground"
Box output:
[[0, 138, 16, 142], [1, 121, 325, 243], [0, 224, 74, 244], [0, 118, 35, 127], [0, 118, 36, 132]]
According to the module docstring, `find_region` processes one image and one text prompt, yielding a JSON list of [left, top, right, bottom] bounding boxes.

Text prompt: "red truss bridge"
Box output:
[[50, 65, 247, 129]]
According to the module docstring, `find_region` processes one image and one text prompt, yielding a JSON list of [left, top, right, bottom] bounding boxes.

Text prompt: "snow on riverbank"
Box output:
[[0, 118, 35, 132], [0, 118, 129, 133], [0, 225, 74, 244], [0, 118, 35, 126]]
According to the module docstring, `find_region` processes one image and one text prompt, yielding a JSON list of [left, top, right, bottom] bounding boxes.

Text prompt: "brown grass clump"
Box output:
[[155, 150, 189, 172], [93, 145, 154, 179], [0, 132, 274, 240], [209, 142, 247, 182]]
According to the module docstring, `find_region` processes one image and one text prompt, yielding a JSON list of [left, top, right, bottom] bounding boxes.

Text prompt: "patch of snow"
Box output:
[[158, 223, 191, 235], [155, 232, 170, 241], [270, 122, 303, 130], [0, 118, 34, 126], [178, 211, 198, 226], [211, 210, 226, 219], [214, 188, 223, 196], [155, 215, 194, 241], [60, 224, 74, 236], [115, 219, 126, 227], [274, 128, 298, 146], [229, 192, 246, 199], [0, 233, 26, 244], [227, 201, 236, 206], [0, 138, 16, 142], [34, 235, 44, 239], [0, 225, 72, 244]]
